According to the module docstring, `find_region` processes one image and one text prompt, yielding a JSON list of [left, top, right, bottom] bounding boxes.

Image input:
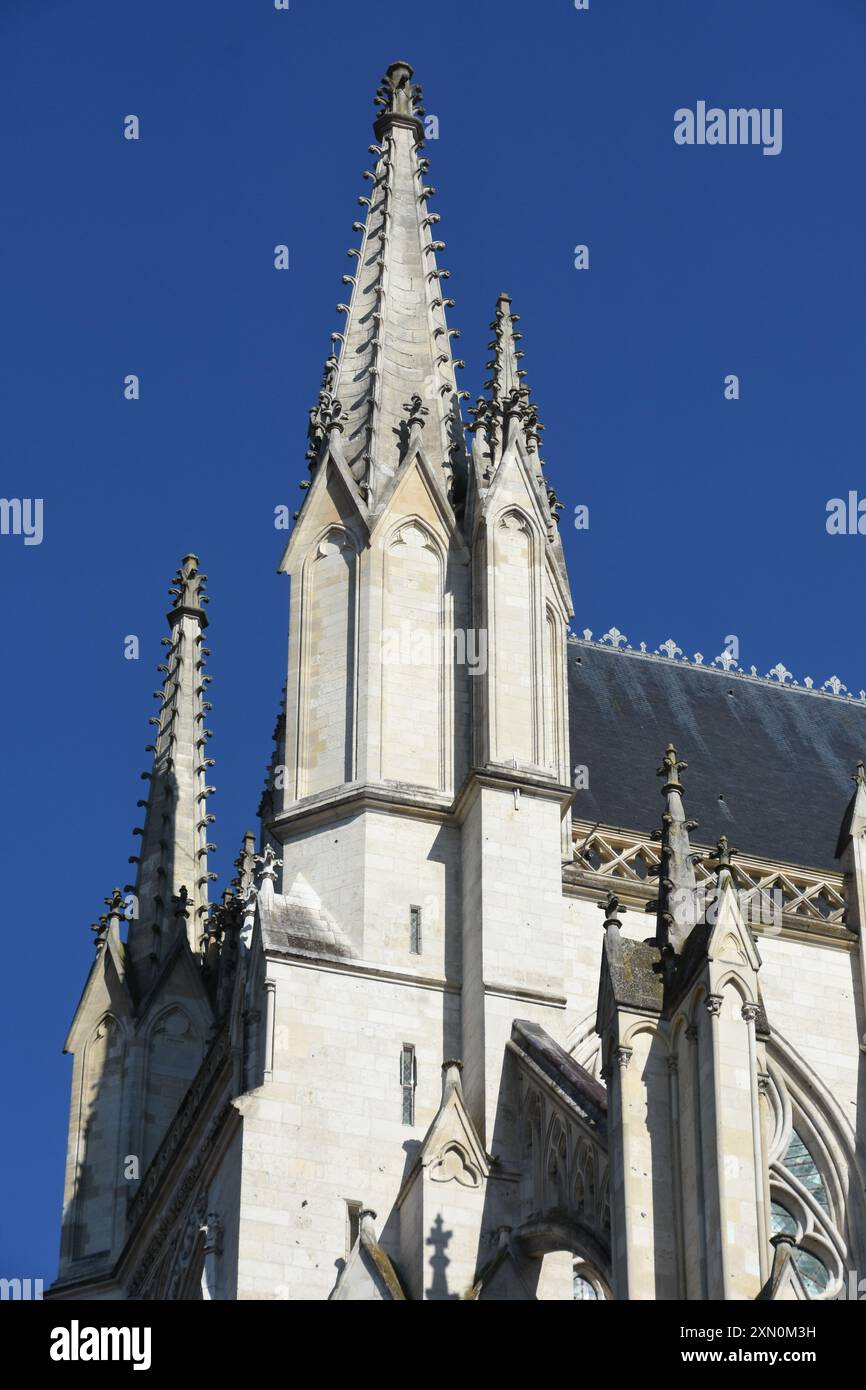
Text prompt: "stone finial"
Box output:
[[597, 892, 625, 931], [657, 742, 687, 793], [704, 835, 738, 883], [253, 844, 283, 902], [104, 886, 125, 921], [373, 61, 423, 142], [168, 554, 208, 627]]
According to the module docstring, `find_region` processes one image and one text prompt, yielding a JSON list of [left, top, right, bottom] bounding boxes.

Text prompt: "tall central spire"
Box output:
[[312, 61, 467, 509]]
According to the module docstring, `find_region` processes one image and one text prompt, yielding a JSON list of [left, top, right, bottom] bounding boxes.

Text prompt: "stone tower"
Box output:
[[49, 63, 866, 1303]]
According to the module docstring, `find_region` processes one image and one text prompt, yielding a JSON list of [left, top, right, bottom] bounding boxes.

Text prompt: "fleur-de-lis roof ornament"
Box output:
[[765, 662, 793, 685], [822, 675, 848, 697], [657, 638, 683, 661], [712, 650, 738, 672]]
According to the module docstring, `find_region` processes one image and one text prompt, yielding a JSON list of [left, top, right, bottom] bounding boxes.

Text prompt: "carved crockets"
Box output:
[[305, 353, 345, 469], [293, 60, 469, 513], [468, 293, 562, 526], [114, 554, 218, 983]]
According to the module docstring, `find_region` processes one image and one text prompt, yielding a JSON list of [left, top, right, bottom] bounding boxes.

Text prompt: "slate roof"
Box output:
[[567, 641, 866, 871]]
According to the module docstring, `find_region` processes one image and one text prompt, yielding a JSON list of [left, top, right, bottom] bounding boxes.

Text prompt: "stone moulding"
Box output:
[[125, 1100, 236, 1299]]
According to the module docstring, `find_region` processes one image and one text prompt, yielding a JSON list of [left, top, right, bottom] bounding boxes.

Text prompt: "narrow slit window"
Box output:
[[345, 1199, 362, 1257], [401, 1043, 416, 1125], [409, 904, 422, 955]]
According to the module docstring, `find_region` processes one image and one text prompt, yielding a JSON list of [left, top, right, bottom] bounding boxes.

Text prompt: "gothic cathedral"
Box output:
[[49, 62, 866, 1302]]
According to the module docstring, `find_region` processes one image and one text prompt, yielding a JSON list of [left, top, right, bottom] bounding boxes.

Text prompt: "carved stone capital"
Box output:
[[705, 994, 723, 1017], [741, 1003, 760, 1024], [615, 1045, 633, 1071]]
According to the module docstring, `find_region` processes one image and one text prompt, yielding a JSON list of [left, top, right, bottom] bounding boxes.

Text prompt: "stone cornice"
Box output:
[[268, 764, 574, 842]]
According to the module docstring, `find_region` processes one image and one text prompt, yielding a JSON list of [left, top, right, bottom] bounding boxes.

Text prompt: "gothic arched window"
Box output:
[[770, 1200, 830, 1296], [573, 1273, 599, 1300], [572, 1259, 608, 1300], [783, 1130, 829, 1214]]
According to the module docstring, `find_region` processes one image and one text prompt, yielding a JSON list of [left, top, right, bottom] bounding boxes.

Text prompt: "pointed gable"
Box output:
[[329, 1210, 406, 1301]]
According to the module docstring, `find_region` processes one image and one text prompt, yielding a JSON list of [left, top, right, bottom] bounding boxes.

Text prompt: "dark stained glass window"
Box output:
[[784, 1130, 829, 1214]]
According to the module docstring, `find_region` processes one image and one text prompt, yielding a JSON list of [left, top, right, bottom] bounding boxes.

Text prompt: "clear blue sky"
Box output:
[[1, 0, 864, 1283]]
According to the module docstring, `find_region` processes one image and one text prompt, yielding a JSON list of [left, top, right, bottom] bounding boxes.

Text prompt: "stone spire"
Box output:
[[468, 293, 559, 519], [646, 743, 699, 952], [311, 61, 467, 508], [126, 554, 217, 982]]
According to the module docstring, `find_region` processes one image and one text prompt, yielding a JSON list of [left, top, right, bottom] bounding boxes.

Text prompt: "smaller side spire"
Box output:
[[471, 293, 546, 478], [646, 743, 700, 951], [126, 555, 217, 985]]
